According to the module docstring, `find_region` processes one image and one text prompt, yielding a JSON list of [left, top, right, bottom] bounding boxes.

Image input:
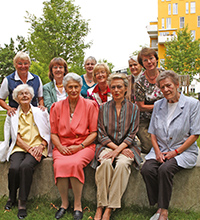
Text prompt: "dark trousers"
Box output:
[[140, 158, 183, 209], [8, 152, 39, 203]]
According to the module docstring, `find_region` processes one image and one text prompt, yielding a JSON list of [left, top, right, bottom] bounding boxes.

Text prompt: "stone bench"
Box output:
[[0, 156, 200, 211]]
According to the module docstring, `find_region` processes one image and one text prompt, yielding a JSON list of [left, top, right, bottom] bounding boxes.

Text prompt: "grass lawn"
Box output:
[[0, 196, 200, 220]]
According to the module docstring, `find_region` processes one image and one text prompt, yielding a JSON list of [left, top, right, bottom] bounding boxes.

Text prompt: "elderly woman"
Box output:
[[50, 73, 98, 220], [81, 56, 97, 98], [135, 47, 163, 153], [0, 51, 44, 116], [141, 70, 200, 220], [0, 84, 50, 219], [93, 73, 142, 220], [126, 56, 143, 102], [87, 63, 112, 106], [43, 57, 68, 113]]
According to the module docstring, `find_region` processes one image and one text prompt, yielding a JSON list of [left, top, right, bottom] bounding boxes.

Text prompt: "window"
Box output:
[[191, 2, 196, 14], [168, 4, 171, 15], [166, 18, 171, 29], [186, 2, 189, 14], [198, 16, 200, 27], [180, 17, 184, 28], [162, 18, 165, 29], [173, 3, 178, 15], [191, 30, 196, 40]]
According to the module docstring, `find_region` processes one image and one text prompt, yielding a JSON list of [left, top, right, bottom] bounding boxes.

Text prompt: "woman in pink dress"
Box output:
[[50, 73, 99, 220]]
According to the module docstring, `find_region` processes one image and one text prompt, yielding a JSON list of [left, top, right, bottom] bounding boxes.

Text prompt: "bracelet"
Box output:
[[81, 143, 85, 149], [175, 149, 179, 155]]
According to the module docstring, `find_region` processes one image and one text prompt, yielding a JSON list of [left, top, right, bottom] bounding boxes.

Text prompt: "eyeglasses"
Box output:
[[53, 66, 64, 69], [17, 62, 29, 66], [85, 63, 95, 66], [110, 85, 123, 90], [95, 70, 106, 76], [18, 91, 31, 96]]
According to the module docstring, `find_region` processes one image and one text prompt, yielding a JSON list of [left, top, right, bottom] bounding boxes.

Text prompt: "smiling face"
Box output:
[[94, 66, 108, 84], [129, 59, 142, 76], [84, 58, 96, 75], [65, 80, 81, 101], [52, 64, 65, 82], [17, 89, 32, 106], [15, 58, 30, 75], [142, 55, 158, 71], [110, 78, 127, 102], [159, 77, 180, 103]]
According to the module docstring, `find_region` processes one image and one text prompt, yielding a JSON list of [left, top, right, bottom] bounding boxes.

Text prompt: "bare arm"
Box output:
[[0, 99, 16, 116]]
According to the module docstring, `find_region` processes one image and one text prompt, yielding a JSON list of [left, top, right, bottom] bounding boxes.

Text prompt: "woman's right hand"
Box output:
[[155, 151, 165, 163], [57, 145, 72, 155], [7, 107, 16, 116]]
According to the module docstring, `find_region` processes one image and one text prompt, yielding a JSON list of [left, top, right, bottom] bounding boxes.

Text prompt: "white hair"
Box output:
[[12, 84, 34, 102], [63, 72, 83, 88], [13, 51, 31, 68]]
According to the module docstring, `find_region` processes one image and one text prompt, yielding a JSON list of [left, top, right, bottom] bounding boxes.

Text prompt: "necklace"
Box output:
[[145, 72, 158, 81], [56, 84, 63, 88], [85, 75, 93, 83]]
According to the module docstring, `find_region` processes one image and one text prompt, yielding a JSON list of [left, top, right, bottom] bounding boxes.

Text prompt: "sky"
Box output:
[[0, 0, 158, 70]]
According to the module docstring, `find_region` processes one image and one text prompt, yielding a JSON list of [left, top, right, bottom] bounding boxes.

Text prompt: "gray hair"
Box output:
[[13, 51, 31, 68], [63, 72, 83, 88], [128, 55, 138, 63], [12, 84, 34, 102], [84, 56, 97, 65], [108, 73, 128, 88], [156, 70, 179, 88]]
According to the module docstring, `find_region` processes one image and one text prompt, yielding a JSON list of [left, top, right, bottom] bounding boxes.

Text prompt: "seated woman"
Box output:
[[0, 84, 50, 219], [50, 73, 99, 220], [87, 63, 112, 106], [43, 57, 68, 113], [93, 73, 142, 220], [141, 70, 200, 220]]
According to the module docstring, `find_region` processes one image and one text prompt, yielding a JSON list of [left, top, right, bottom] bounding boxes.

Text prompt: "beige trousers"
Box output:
[[95, 148, 134, 209]]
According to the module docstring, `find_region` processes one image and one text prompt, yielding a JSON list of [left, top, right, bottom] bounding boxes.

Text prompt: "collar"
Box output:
[[93, 84, 110, 94], [19, 107, 32, 116], [15, 71, 34, 82]]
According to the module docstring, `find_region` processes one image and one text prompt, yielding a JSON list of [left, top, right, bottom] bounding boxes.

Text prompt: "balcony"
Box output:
[[146, 25, 158, 37], [158, 35, 175, 44]]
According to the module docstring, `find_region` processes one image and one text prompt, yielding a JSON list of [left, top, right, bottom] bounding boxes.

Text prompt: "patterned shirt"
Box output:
[[135, 70, 163, 121]]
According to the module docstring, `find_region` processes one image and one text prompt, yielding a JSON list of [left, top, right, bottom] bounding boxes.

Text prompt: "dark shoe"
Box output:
[[74, 210, 83, 220], [55, 208, 67, 219], [17, 209, 27, 219], [5, 200, 14, 210]]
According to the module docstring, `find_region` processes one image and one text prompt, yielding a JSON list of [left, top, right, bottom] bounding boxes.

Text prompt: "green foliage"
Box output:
[[163, 26, 200, 82], [29, 61, 49, 85], [25, 0, 91, 75], [98, 59, 115, 73]]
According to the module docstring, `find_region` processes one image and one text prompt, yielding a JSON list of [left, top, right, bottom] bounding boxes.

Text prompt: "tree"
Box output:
[[163, 26, 200, 81], [98, 59, 114, 73], [25, 0, 91, 75]]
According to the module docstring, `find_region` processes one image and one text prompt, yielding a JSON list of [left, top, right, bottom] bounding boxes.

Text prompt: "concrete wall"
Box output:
[[0, 157, 200, 211]]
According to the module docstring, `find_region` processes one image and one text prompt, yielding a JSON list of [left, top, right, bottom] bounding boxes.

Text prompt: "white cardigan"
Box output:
[[0, 105, 51, 162]]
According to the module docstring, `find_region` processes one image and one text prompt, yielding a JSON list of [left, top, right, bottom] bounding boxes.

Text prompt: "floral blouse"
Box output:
[[135, 69, 163, 121]]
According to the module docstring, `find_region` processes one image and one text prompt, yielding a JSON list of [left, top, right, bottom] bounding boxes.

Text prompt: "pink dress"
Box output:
[[50, 96, 98, 184]]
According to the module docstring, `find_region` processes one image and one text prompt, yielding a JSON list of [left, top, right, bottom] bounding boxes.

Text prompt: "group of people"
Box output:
[[0, 48, 199, 220]]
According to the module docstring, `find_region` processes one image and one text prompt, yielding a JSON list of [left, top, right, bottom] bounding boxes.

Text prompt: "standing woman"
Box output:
[[0, 51, 44, 116], [93, 73, 141, 220], [81, 56, 97, 98], [43, 57, 68, 113], [87, 63, 112, 106], [141, 70, 200, 220], [50, 73, 99, 220], [135, 47, 163, 153]]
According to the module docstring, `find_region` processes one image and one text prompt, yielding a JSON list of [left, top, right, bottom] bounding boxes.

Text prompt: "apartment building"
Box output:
[[147, 0, 200, 66]]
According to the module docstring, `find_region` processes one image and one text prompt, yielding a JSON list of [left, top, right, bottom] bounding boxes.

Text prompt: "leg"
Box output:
[[8, 152, 26, 203], [137, 120, 153, 154], [70, 177, 83, 212], [158, 158, 183, 210], [95, 148, 114, 208], [56, 177, 70, 209], [140, 159, 160, 206], [108, 153, 133, 209]]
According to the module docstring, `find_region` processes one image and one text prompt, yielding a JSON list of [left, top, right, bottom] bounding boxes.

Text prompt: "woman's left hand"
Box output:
[[163, 150, 177, 160], [121, 148, 134, 159], [30, 145, 43, 158], [67, 145, 82, 154]]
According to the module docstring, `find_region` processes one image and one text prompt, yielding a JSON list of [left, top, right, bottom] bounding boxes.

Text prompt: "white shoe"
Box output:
[[150, 213, 160, 220]]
